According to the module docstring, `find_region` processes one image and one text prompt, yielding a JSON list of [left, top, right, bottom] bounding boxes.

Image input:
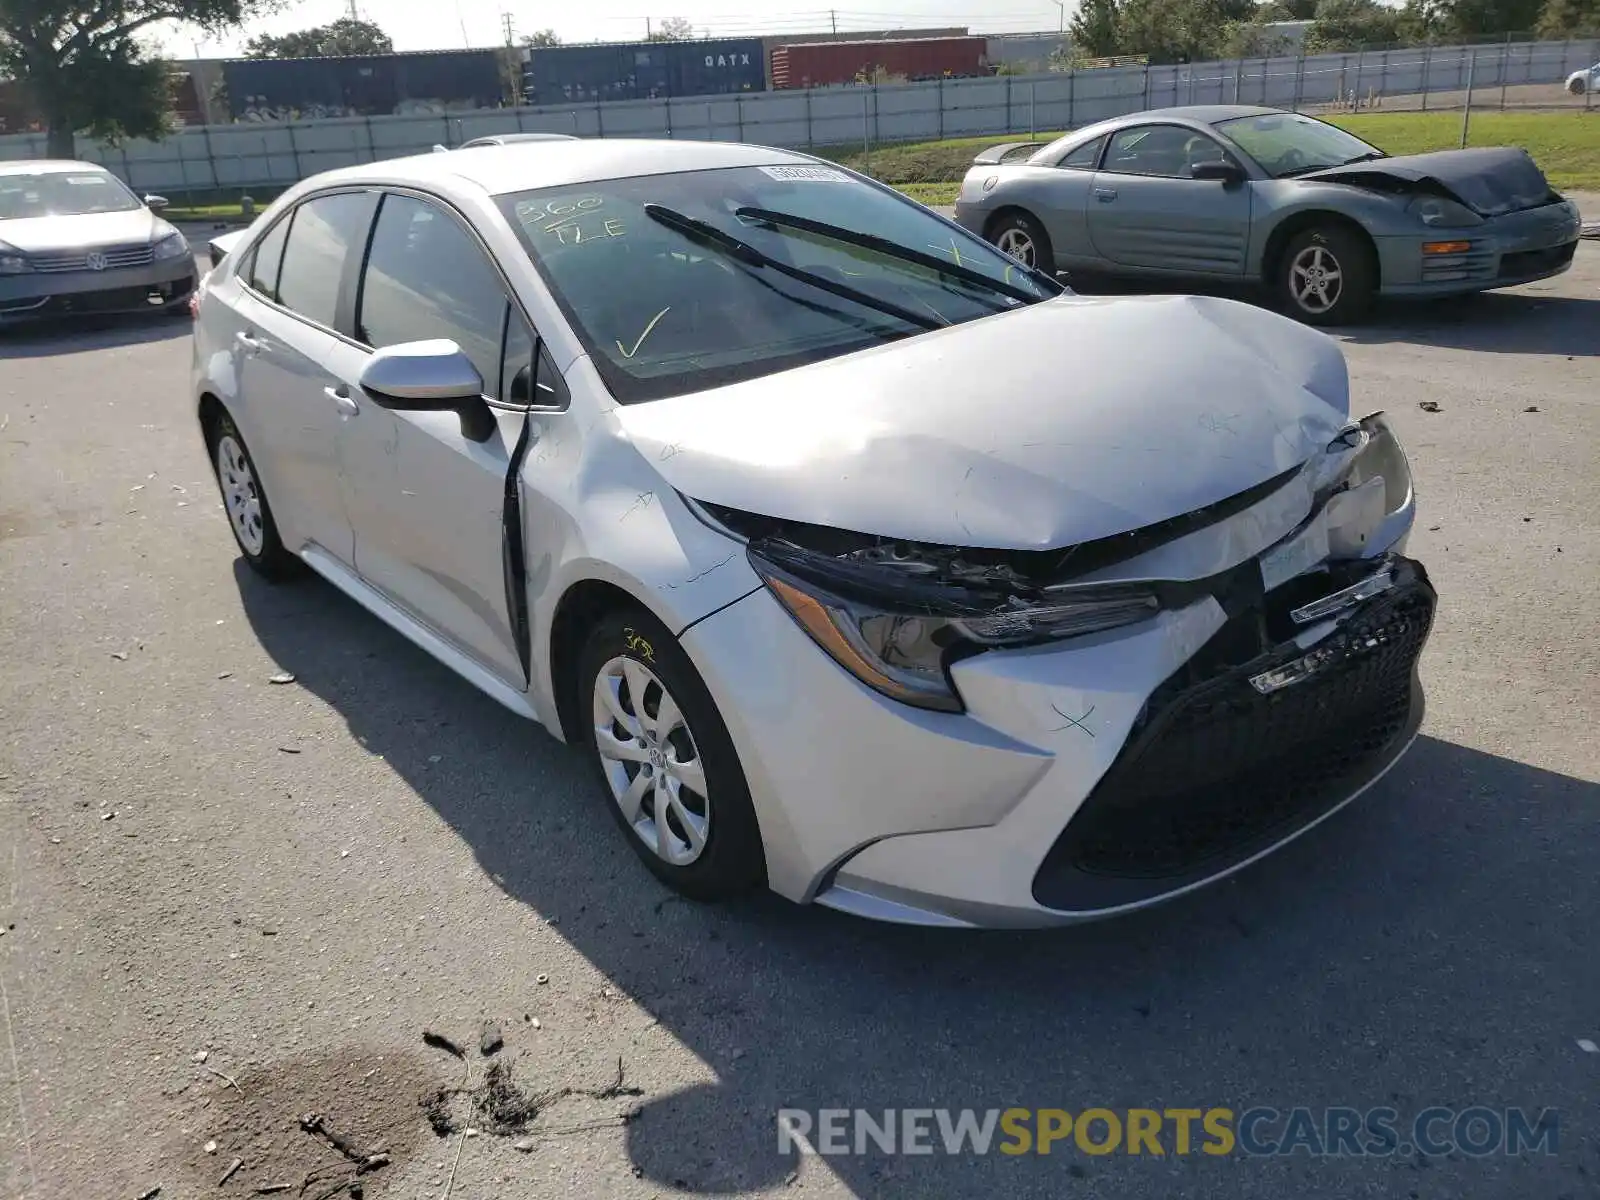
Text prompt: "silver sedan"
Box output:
[[954, 105, 1581, 324]]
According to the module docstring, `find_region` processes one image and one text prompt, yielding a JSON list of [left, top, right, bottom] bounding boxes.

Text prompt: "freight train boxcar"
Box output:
[[525, 38, 763, 106], [770, 36, 989, 88], [224, 50, 504, 121]]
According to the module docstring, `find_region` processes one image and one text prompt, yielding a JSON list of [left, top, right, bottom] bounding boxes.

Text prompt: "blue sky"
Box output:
[[168, 0, 1071, 57]]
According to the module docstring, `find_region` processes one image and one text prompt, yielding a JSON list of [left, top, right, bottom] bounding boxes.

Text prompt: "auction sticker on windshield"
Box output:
[[759, 166, 850, 183]]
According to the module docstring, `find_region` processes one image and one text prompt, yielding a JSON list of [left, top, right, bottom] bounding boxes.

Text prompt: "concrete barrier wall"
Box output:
[[2, 37, 1595, 193]]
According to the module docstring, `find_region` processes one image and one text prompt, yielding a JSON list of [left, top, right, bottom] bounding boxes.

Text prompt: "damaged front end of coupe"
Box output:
[[690, 412, 1423, 716]]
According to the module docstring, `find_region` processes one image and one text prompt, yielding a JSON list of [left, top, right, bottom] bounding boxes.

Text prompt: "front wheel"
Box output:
[[578, 609, 765, 901], [987, 211, 1054, 273], [1569, 77, 1587, 96], [1277, 226, 1376, 326]]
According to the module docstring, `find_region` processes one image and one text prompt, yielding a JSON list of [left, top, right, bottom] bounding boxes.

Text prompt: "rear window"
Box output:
[[497, 165, 1056, 404]]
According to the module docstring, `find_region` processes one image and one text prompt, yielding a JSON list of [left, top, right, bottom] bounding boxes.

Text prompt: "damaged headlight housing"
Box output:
[[745, 541, 1159, 713], [0, 243, 29, 275], [1407, 195, 1482, 228], [1309, 411, 1414, 558]]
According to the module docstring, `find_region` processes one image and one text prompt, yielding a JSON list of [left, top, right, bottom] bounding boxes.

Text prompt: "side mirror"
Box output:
[[359, 340, 496, 441], [144, 194, 170, 211], [1190, 160, 1245, 185]]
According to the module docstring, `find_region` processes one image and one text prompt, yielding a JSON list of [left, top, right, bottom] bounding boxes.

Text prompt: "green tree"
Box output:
[[244, 17, 391, 58], [1068, 0, 1124, 57], [1305, 0, 1402, 49], [1, 0, 272, 156], [1114, 0, 1258, 61], [1536, 0, 1600, 34], [1259, 0, 1320, 18], [646, 16, 694, 41], [520, 28, 561, 47]]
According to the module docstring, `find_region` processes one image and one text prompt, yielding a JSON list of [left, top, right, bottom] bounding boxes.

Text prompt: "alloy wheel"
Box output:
[[1289, 244, 1343, 316], [995, 227, 1036, 267], [591, 655, 710, 867], [216, 434, 265, 555]]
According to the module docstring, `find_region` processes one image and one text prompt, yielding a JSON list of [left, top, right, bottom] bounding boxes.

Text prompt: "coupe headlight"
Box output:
[[748, 544, 1159, 713], [1406, 195, 1482, 228], [0, 245, 29, 275], [152, 231, 190, 261]]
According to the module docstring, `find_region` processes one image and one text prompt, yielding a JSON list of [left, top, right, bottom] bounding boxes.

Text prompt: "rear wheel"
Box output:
[[1277, 225, 1376, 326], [578, 608, 765, 901], [205, 411, 303, 581], [987, 211, 1054, 273]]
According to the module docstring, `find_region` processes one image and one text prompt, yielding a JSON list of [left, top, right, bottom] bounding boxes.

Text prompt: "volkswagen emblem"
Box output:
[[85, 251, 108, 272]]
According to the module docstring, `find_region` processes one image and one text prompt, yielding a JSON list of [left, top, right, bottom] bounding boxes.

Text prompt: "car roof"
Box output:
[[304, 138, 818, 199], [0, 159, 112, 177]]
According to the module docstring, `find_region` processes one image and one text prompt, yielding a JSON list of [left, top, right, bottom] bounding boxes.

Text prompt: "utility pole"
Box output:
[[831, 10, 838, 34], [347, 0, 359, 20], [501, 12, 514, 44], [646, 17, 653, 39]]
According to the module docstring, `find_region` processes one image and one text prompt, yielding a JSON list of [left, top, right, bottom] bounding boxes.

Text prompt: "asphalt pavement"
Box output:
[[0, 245, 1597, 1199]]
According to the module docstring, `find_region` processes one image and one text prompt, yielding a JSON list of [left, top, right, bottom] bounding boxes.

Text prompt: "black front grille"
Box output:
[[1032, 561, 1435, 911], [39, 276, 193, 315], [1499, 240, 1577, 279]]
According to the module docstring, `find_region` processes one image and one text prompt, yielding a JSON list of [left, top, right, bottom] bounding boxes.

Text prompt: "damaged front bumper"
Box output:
[[679, 418, 1433, 927], [1375, 198, 1582, 297]]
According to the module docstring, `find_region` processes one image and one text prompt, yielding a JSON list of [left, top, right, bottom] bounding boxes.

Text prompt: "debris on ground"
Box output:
[[298, 1112, 389, 1173], [218, 1158, 244, 1186], [513, 1138, 535, 1153], [111, 651, 129, 661], [267, 672, 296, 685], [136, 1188, 161, 1200], [204, 1139, 218, 1154], [423, 1030, 465, 1060], [1418, 401, 1441, 413], [535, 974, 549, 985], [479, 1021, 504, 1057], [253, 1187, 292, 1196], [1524, 405, 1540, 413]]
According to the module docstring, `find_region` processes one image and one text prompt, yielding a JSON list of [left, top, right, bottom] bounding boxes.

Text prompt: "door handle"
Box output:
[[1094, 188, 1118, 202], [324, 385, 359, 416], [234, 331, 262, 352]]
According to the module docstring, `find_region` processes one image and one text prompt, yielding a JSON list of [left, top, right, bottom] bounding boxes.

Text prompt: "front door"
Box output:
[[336, 191, 534, 686], [1087, 124, 1254, 275]]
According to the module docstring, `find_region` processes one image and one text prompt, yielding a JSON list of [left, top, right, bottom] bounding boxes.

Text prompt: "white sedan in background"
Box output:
[[1566, 61, 1600, 94], [191, 138, 1434, 927]]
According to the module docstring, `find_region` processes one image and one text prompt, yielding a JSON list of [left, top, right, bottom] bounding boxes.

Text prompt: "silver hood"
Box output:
[[0, 207, 166, 253], [615, 293, 1350, 550]]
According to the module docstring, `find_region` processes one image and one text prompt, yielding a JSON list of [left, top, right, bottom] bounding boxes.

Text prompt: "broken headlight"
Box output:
[[1310, 411, 1414, 558], [747, 540, 1159, 713], [1407, 195, 1482, 228]]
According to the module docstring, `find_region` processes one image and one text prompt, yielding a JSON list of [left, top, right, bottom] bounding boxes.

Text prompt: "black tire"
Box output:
[[987, 210, 1055, 274], [1569, 78, 1587, 96], [204, 409, 304, 581], [1277, 225, 1377, 326], [577, 608, 765, 901]]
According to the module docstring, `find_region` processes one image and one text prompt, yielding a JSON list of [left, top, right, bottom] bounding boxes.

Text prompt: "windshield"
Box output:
[[1214, 113, 1385, 179], [0, 171, 143, 220], [497, 165, 1057, 404]]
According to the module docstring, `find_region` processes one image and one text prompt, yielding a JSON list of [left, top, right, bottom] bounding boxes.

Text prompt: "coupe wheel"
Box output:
[[988, 211, 1053, 273], [1569, 77, 1587, 95], [1278, 226, 1376, 326], [578, 609, 765, 900], [206, 411, 303, 580]]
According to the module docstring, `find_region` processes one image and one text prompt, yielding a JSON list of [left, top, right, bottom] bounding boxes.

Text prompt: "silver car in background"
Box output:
[[0, 160, 196, 323], [955, 106, 1582, 324], [192, 139, 1434, 928]]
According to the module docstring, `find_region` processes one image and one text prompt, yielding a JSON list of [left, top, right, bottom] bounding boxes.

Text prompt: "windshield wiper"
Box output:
[[642, 204, 942, 332], [1338, 150, 1387, 166], [734, 206, 1056, 304]]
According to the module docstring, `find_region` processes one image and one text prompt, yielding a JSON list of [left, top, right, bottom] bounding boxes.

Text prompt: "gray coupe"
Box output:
[[953, 105, 1583, 324]]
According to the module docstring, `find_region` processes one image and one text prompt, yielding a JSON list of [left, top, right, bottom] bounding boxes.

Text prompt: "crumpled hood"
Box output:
[[614, 293, 1350, 550], [0, 208, 163, 253], [1302, 146, 1554, 217]]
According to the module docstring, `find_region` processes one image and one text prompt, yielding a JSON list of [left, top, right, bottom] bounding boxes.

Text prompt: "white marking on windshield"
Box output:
[[617, 307, 672, 360]]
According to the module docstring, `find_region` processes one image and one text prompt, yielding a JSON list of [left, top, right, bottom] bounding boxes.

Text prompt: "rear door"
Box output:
[[1086, 124, 1254, 275], [336, 191, 552, 687], [229, 190, 379, 565]]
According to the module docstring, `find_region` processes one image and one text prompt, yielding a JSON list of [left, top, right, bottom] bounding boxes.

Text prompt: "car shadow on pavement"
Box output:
[[1065, 274, 1600, 358], [235, 563, 1600, 1198], [0, 311, 192, 358]]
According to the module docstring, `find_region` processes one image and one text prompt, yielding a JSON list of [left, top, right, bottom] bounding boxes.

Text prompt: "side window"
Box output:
[[1057, 135, 1106, 171], [245, 215, 291, 301], [1103, 126, 1231, 179], [357, 193, 508, 392], [275, 191, 378, 327], [502, 315, 570, 411]]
